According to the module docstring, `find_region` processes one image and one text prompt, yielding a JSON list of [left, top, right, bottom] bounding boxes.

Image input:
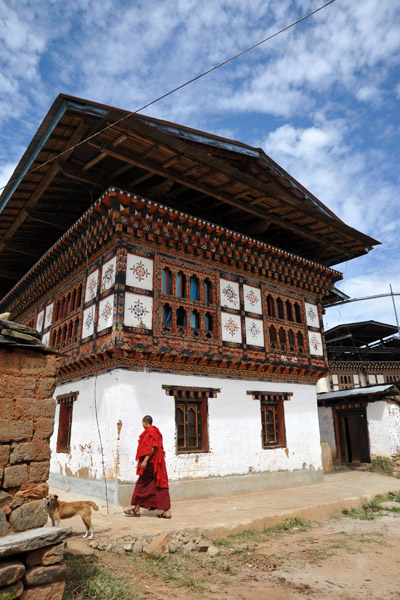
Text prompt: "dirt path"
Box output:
[[90, 509, 400, 599]]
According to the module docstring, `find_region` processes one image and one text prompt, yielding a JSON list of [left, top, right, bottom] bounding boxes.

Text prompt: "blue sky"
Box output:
[[0, 0, 399, 331]]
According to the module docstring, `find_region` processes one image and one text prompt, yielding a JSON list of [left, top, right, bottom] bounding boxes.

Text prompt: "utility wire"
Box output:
[[0, 0, 335, 195]]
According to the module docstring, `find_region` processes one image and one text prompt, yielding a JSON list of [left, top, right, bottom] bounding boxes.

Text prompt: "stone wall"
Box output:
[[0, 526, 71, 600], [0, 347, 58, 536]]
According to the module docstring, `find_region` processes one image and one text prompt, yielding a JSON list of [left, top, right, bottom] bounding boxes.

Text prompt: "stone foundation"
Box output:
[[391, 454, 400, 477], [0, 527, 71, 600]]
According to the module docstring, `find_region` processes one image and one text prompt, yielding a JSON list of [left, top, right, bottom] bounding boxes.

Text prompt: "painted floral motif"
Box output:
[[101, 300, 113, 321], [246, 289, 259, 308], [307, 306, 318, 323], [248, 321, 261, 339], [88, 276, 98, 299], [101, 263, 115, 292], [222, 284, 238, 305], [224, 317, 240, 337], [131, 260, 151, 282], [128, 299, 150, 322], [45, 305, 53, 323], [85, 311, 94, 330], [310, 333, 321, 352], [36, 311, 44, 331]]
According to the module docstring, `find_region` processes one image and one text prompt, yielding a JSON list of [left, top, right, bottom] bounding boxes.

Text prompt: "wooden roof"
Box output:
[[0, 94, 379, 301]]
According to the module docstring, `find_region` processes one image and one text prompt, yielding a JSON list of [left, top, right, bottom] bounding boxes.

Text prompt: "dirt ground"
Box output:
[[91, 509, 400, 600]]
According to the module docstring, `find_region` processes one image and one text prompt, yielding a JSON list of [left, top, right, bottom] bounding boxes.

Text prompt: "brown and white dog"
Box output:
[[45, 494, 99, 539]]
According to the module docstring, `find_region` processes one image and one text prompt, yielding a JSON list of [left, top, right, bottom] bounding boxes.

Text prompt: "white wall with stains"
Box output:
[[49, 370, 322, 487], [318, 406, 337, 458], [368, 401, 400, 457]]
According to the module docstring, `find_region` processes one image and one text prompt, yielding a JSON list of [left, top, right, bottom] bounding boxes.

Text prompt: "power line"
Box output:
[[0, 0, 335, 195]]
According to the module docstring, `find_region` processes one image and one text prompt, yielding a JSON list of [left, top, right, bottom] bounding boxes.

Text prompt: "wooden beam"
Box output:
[[83, 151, 107, 171], [60, 161, 105, 187], [87, 140, 344, 254]]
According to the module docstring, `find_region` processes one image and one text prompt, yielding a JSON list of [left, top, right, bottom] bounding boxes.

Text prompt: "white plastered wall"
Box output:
[[317, 406, 337, 458], [50, 369, 322, 484], [367, 401, 400, 457]]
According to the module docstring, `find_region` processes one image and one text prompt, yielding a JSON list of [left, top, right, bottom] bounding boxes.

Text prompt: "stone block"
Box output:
[[0, 493, 11, 509], [1, 349, 47, 376], [29, 463, 50, 484], [321, 442, 334, 473], [145, 533, 170, 557], [37, 379, 56, 400], [3, 465, 28, 489], [15, 483, 48, 501], [0, 527, 72, 558], [0, 470, 2, 486], [33, 419, 54, 440], [0, 512, 8, 538], [0, 446, 10, 468], [5, 376, 37, 396], [0, 579, 24, 599], [20, 579, 65, 600], [23, 563, 66, 586], [9, 501, 47, 532], [42, 357, 58, 379], [0, 559, 25, 587], [0, 422, 33, 444], [64, 540, 94, 557], [26, 543, 65, 567], [10, 442, 50, 465], [9, 500, 22, 510]]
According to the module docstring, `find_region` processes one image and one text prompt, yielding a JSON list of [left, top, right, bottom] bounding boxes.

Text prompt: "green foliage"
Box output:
[[371, 456, 394, 476], [1, 588, 17, 600], [63, 556, 141, 600]]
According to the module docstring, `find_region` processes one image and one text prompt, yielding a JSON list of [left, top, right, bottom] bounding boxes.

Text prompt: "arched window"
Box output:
[[269, 325, 277, 349], [279, 328, 286, 349], [297, 332, 304, 351], [162, 268, 172, 294], [71, 289, 77, 312], [66, 293, 71, 316], [294, 303, 302, 324], [191, 310, 200, 336], [285, 301, 293, 321], [190, 275, 199, 301], [162, 304, 172, 333], [73, 318, 79, 340], [75, 285, 82, 309], [176, 272, 186, 298], [176, 307, 187, 330], [267, 295, 275, 318], [276, 298, 284, 320], [203, 279, 212, 305], [288, 329, 295, 351], [59, 297, 65, 319], [204, 312, 213, 337]]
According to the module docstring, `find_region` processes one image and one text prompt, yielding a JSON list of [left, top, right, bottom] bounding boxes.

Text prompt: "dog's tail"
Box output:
[[88, 502, 99, 511]]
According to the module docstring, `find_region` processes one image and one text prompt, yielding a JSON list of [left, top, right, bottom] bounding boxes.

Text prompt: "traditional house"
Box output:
[[317, 321, 400, 474], [0, 95, 378, 504]]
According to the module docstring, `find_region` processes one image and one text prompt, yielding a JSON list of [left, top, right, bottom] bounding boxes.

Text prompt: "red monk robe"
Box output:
[[130, 425, 170, 511]]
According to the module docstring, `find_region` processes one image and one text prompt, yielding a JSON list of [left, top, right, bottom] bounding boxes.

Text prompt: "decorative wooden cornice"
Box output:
[[2, 188, 342, 316]]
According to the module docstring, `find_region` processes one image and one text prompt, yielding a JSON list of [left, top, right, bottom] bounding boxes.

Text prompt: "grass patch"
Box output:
[[213, 517, 311, 547], [371, 456, 393, 476], [126, 551, 234, 595], [63, 556, 141, 600]]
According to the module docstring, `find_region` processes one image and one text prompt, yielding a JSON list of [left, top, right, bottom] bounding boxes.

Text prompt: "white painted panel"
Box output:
[[220, 278, 240, 310], [243, 285, 262, 314], [124, 292, 153, 329], [44, 303, 54, 330], [221, 312, 242, 343], [245, 317, 264, 347], [82, 305, 96, 339], [85, 269, 99, 303], [36, 310, 44, 333], [42, 331, 50, 346], [308, 331, 323, 356], [126, 254, 153, 290], [377, 374, 384, 384], [98, 294, 114, 331], [367, 401, 391, 456], [100, 256, 117, 293], [305, 302, 319, 328]]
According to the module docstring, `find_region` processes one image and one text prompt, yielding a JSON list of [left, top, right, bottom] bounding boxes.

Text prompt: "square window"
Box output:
[[247, 392, 289, 449], [175, 396, 208, 453], [56, 392, 78, 453]]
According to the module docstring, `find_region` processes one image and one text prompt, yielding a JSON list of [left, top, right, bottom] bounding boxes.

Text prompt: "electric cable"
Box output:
[[0, 0, 336, 195]]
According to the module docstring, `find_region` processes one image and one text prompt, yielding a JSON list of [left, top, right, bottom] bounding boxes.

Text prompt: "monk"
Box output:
[[124, 415, 171, 518]]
